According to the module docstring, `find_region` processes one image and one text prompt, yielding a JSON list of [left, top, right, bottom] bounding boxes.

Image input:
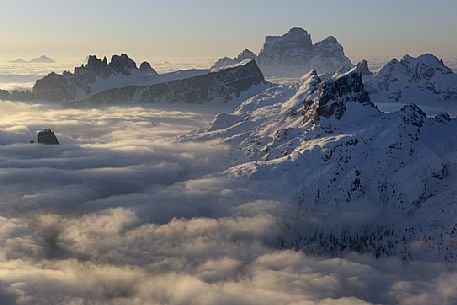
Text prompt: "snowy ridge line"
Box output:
[[187, 66, 457, 262]]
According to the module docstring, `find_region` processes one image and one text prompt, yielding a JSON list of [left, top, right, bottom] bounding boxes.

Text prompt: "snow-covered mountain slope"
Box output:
[[211, 27, 351, 78], [32, 54, 209, 102], [77, 60, 269, 105], [188, 67, 457, 261], [365, 54, 457, 105]]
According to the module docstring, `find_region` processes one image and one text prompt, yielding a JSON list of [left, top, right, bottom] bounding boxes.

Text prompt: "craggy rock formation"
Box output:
[[81, 59, 268, 105], [211, 49, 257, 71], [257, 28, 351, 77], [357, 59, 373, 76], [311, 68, 372, 121], [211, 28, 352, 78], [37, 129, 59, 145], [139, 61, 157, 74], [32, 54, 159, 102]]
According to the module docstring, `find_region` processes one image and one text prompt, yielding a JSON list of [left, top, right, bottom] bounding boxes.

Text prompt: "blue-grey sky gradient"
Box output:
[[1, 0, 456, 61]]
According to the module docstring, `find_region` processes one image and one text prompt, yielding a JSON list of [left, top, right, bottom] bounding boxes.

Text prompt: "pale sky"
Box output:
[[1, 0, 457, 62]]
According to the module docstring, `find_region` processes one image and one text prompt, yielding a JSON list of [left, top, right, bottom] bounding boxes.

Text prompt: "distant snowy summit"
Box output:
[[211, 27, 352, 77], [366, 54, 457, 104], [9, 55, 56, 64]]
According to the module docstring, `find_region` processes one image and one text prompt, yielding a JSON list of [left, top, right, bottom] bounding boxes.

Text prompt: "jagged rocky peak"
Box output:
[[76, 54, 155, 76], [211, 49, 257, 70], [78, 55, 109, 74], [357, 60, 373, 76], [139, 61, 158, 75], [81, 59, 268, 105], [211, 28, 351, 77], [235, 49, 256, 62], [304, 67, 374, 123], [32, 54, 162, 102], [109, 54, 138, 75], [257, 27, 351, 77], [401, 53, 453, 75]]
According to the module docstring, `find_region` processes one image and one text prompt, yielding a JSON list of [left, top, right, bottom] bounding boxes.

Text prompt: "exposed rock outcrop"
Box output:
[[211, 28, 351, 78], [211, 49, 257, 71], [32, 54, 159, 102], [37, 129, 59, 145], [308, 67, 373, 121], [357, 59, 373, 76], [139, 61, 158, 74], [257, 28, 351, 77], [81, 59, 268, 105]]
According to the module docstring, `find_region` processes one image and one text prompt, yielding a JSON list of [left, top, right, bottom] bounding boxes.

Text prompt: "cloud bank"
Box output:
[[0, 101, 457, 305]]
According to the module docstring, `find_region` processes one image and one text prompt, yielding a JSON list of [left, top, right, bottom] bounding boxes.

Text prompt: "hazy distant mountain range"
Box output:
[[9, 55, 56, 64]]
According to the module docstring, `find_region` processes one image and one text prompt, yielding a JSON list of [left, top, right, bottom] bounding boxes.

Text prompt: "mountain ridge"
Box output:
[[187, 66, 457, 261]]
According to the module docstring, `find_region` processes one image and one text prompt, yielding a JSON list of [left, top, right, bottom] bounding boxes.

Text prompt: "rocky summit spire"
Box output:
[[139, 61, 158, 75], [303, 67, 374, 124], [32, 54, 160, 102]]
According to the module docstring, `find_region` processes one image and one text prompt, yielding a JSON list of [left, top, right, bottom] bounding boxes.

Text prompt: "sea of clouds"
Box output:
[[1, 100, 457, 305]]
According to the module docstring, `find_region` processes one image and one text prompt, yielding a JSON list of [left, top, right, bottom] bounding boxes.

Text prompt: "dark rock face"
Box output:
[[317, 70, 372, 119], [357, 60, 373, 76], [0, 89, 33, 101], [258, 27, 314, 67], [37, 129, 59, 145], [33, 72, 76, 102], [109, 54, 137, 75], [32, 54, 158, 102], [83, 59, 268, 104], [211, 49, 257, 70], [303, 68, 374, 123], [435, 112, 452, 123], [139, 62, 158, 74], [400, 104, 426, 128]]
